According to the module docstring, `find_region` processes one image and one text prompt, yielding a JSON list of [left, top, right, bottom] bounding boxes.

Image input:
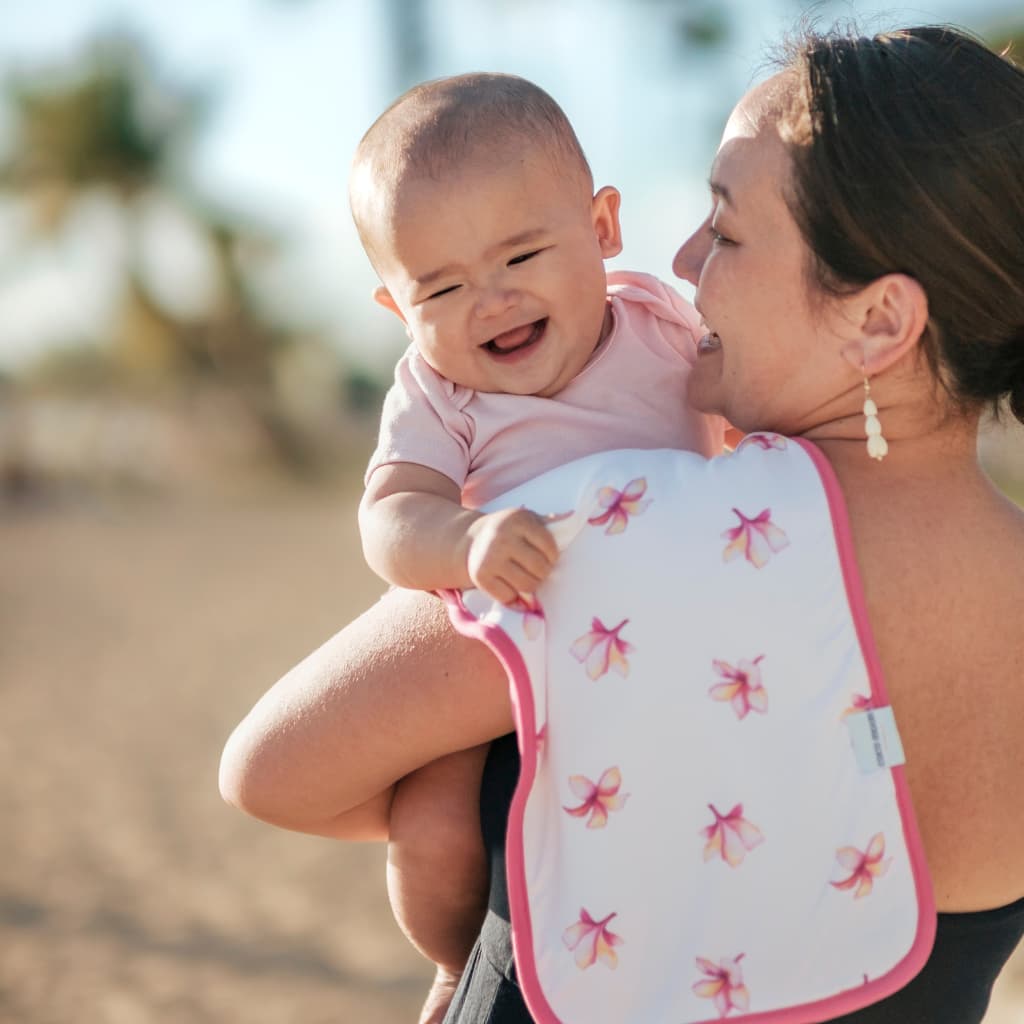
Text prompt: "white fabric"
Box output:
[[447, 435, 935, 1024]]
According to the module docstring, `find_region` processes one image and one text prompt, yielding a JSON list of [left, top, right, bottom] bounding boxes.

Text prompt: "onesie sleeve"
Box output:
[[606, 269, 702, 364], [606, 270, 727, 451], [364, 346, 474, 492]]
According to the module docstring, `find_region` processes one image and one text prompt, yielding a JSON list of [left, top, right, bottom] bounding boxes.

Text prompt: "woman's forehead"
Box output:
[[712, 72, 799, 190], [710, 127, 789, 210]]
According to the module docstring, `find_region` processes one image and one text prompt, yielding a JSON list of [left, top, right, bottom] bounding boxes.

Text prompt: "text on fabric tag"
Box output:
[[845, 706, 906, 773]]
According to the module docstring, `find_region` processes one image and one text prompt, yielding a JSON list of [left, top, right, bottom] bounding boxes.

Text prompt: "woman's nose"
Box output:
[[672, 223, 711, 287]]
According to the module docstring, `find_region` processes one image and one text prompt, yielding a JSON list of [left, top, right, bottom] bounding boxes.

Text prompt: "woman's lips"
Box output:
[[697, 331, 722, 355], [483, 319, 547, 358]]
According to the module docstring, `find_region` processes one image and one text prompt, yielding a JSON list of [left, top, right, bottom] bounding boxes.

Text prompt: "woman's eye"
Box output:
[[708, 225, 733, 246], [427, 284, 460, 300], [508, 250, 540, 266]]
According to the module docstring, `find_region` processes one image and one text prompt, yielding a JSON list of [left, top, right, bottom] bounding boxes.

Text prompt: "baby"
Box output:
[[356, 73, 724, 1021]]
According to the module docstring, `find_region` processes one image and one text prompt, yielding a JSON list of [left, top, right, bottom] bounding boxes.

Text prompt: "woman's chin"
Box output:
[[685, 368, 728, 418]]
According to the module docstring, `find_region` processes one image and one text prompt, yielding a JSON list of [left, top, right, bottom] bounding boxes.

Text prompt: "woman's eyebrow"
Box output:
[[708, 179, 736, 210]]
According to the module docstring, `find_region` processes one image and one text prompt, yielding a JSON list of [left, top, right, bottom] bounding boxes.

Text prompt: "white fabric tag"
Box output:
[[846, 706, 907, 773]]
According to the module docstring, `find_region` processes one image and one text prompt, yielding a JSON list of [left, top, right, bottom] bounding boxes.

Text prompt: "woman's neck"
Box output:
[[798, 368, 989, 494]]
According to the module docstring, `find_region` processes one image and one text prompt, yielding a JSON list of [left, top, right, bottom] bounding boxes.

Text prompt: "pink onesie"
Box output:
[[365, 271, 724, 506]]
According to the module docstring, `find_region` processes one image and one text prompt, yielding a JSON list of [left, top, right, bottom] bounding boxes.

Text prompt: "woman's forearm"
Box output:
[[219, 587, 514, 831]]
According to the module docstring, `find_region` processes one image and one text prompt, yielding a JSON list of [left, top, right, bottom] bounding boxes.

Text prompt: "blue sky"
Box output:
[[1, 0, 1019, 369]]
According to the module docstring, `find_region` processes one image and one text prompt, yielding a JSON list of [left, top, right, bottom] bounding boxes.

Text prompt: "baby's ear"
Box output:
[[373, 286, 406, 323], [592, 185, 623, 259]]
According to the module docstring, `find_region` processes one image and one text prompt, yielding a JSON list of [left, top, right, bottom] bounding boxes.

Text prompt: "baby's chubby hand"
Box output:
[[464, 507, 560, 605]]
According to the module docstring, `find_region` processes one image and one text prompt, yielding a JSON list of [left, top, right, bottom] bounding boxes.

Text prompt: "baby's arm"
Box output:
[[360, 462, 560, 604]]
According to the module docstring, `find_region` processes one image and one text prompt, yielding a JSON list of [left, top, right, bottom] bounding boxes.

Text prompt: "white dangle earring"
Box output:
[[862, 373, 888, 461]]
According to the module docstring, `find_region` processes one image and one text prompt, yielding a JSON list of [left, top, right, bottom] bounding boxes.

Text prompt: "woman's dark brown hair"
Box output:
[[781, 25, 1024, 423]]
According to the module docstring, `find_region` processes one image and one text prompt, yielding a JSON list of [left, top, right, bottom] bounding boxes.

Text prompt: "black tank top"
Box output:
[[444, 733, 1024, 1024]]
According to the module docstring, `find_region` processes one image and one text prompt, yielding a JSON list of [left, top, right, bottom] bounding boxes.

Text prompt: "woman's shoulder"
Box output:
[[844, 468, 1024, 910]]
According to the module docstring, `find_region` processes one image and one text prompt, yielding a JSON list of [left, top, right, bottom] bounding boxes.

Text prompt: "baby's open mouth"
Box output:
[[482, 319, 547, 355]]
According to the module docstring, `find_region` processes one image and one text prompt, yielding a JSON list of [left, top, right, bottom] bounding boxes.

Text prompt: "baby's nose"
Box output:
[[474, 283, 519, 319]]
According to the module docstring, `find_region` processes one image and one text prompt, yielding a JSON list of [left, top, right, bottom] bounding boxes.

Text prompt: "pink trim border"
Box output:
[[442, 591, 563, 1024], [443, 438, 937, 1023]]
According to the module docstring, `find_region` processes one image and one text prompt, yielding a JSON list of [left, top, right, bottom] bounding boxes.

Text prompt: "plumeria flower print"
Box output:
[[563, 909, 623, 970], [587, 478, 652, 535], [693, 955, 750, 1017], [709, 656, 768, 719], [831, 833, 892, 899], [722, 508, 790, 569], [742, 433, 788, 451], [702, 803, 764, 867], [508, 592, 544, 641], [563, 767, 629, 828], [570, 617, 634, 680], [841, 692, 875, 720]]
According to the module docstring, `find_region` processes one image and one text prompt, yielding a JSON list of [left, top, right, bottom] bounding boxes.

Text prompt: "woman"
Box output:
[[220, 24, 1024, 1023]]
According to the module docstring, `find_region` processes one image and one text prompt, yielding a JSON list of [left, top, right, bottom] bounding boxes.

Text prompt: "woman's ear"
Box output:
[[840, 273, 929, 375], [373, 286, 406, 324], [592, 185, 623, 259]]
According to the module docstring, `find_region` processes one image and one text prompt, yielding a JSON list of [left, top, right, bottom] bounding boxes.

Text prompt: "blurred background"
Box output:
[[1, 1, 1022, 1021]]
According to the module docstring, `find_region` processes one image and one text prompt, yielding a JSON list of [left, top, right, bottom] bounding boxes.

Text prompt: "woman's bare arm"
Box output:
[[218, 586, 514, 834]]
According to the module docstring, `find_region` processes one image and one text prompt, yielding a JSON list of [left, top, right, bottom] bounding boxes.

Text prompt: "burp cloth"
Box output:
[[444, 434, 935, 1024]]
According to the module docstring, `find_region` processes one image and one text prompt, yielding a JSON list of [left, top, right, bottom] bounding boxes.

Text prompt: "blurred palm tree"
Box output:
[[0, 32, 310, 468], [2, 35, 191, 194]]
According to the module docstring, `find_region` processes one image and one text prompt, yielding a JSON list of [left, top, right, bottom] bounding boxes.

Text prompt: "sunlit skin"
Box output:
[[672, 99, 859, 437], [369, 148, 621, 398]]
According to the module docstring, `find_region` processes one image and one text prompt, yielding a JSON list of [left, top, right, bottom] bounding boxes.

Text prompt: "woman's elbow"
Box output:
[[218, 718, 297, 827], [219, 721, 269, 819]]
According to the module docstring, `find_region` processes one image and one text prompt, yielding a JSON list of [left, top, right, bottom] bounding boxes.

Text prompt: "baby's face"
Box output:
[[372, 150, 622, 396]]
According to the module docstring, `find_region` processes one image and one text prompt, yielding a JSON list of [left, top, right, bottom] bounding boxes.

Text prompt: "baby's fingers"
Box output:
[[501, 560, 548, 599], [527, 516, 561, 563], [474, 557, 546, 606], [511, 539, 557, 582], [478, 575, 523, 606]]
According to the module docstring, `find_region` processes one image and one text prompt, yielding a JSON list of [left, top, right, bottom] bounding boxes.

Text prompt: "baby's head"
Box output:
[[350, 73, 622, 397]]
